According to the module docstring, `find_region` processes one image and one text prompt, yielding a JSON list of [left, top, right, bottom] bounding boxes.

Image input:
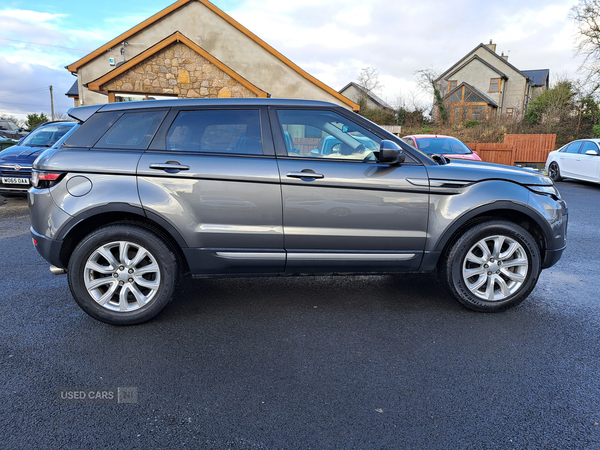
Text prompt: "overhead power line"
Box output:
[[0, 37, 90, 53]]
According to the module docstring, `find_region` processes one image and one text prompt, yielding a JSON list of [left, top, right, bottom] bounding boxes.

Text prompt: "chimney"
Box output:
[[501, 52, 508, 61], [485, 39, 497, 53]]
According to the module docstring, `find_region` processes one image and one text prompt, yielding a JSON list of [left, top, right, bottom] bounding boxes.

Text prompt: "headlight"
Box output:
[[527, 184, 561, 200]]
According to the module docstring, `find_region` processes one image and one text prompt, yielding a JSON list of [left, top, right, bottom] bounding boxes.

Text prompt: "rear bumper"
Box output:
[[30, 227, 65, 268]]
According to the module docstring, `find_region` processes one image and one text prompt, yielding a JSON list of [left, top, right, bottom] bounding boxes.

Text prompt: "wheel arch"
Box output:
[[434, 202, 550, 268], [56, 203, 190, 274]]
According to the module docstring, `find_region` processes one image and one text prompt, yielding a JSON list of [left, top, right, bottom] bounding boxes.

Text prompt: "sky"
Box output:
[[0, 0, 587, 122]]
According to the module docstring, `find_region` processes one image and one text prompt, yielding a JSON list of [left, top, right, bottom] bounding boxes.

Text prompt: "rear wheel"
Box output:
[[440, 220, 541, 312], [548, 162, 562, 182], [68, 224, 179, 325]]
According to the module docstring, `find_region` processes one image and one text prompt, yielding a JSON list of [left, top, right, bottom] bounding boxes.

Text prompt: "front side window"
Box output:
[[276, 109, 380, 161], [166, 110, 262, 154], [581, 141, 599, 153]]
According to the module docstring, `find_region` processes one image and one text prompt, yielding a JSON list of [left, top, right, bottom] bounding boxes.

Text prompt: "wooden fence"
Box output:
[[504, 134, 557, 163], [466, 134, 556, 166], [292, 137, 320, 155], [466, 143, 516, 166]]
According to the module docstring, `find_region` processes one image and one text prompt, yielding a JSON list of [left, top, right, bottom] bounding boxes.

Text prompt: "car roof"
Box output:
[[404, 134, 456, 139], [68, 98, 345, 122]]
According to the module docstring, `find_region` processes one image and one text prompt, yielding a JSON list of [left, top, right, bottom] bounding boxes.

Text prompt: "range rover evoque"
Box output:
[[28, 99, 568, 325]]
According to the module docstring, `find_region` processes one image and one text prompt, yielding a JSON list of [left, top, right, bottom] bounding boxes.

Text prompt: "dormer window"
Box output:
[[448, 80, 458, 92], [490, 78, 501, 92]]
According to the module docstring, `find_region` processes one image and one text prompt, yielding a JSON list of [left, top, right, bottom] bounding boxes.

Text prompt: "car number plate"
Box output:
[[2, 177, 30, 185]]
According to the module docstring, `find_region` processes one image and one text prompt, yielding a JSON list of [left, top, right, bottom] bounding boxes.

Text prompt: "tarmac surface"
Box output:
[[1, 180, 599, 449]]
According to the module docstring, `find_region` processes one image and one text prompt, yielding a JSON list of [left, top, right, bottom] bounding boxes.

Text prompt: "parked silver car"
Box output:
[[546, 139, 600, 184], [29, 99, 568, 325]]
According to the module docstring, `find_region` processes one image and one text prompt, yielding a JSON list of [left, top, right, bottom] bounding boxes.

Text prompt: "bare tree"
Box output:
[[357, 66, 382, 96], [570, 0, 600, 91], [355, 66, 383, 110], [415, 68, 448, 123]]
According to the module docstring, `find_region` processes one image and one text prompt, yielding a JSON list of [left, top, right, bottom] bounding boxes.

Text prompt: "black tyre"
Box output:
[[440, 220, 541, 312], [548, 162, 562, 182], [67, 224, 179, 325]]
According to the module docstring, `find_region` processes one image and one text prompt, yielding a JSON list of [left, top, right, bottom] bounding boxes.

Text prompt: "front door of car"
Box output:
[[270, 108, 430, 274], [576, 141, 600, 181], [137, 107, 284, 275]]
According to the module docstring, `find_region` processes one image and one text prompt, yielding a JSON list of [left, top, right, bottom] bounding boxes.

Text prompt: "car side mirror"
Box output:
[[378, 140, 405, 164], [586, 149, 599, 156]]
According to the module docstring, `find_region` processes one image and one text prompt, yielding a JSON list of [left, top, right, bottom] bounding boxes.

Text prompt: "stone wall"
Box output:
[[102, 42, 258, 99]]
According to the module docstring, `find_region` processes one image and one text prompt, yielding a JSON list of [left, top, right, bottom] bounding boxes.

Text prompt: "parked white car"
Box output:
[[546, 139, 600, 184]]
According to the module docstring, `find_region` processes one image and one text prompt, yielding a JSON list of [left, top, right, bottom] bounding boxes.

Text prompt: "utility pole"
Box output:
[[49, 85, 55, 121]]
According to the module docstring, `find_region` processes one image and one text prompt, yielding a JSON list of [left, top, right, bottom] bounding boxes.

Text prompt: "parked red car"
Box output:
[[401, 134, 482, 161]]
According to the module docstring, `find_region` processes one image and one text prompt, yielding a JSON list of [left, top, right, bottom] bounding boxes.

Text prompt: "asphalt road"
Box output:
[[1, 181, 600, 449]]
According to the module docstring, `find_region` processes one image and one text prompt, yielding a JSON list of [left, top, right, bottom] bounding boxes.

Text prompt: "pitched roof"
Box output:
[[86, 31, 268, 97], [67, 0, 358, 111], [522, 69, 549, 88], [339, 82, 394, 111], [65, 80, 79, 98], [442, 55, 508, 81], [444, 82, 498, 108], [436, 43, 529, 82]]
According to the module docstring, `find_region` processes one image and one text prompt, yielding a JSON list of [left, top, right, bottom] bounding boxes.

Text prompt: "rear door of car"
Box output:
[[575, 141, 600, 181], [559, 141, 583, 177], [270, 107, 430, 274], [137, 106, 284, 275]]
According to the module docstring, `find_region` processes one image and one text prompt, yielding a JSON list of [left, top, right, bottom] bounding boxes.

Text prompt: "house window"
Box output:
[[506, 108, 514, 118], [489, 78, 501, 92], [448, 80, 458, 92]]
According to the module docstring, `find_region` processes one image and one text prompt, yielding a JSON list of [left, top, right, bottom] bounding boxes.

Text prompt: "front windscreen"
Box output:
[[416, 138, 472, 155]]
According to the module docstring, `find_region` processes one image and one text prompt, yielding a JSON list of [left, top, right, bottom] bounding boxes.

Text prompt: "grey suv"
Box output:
[[28, 99, 568, 325]]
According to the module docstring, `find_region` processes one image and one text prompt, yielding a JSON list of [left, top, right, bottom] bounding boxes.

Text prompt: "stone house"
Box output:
[[338, 82, 395, 114], [433, 41, 549, 123], [65, 0, 358, 111]]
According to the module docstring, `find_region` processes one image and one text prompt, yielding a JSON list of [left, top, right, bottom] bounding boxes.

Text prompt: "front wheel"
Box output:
[[68, 224, 179, 325], [440, 220, 541, 312]]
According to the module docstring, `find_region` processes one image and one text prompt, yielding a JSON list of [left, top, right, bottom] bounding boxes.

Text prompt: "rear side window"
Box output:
[[94, 110, 167, 150], [564, 142, 583, 153], [166, 110, 263, 155]]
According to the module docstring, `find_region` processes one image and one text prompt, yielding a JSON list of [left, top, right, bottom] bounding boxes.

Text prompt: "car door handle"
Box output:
[[286, 171, 324, 179], [149, 163, 190, 171]]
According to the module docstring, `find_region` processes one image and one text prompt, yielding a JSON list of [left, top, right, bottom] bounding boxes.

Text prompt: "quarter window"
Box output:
[[276, 109, 381, 161], [166, 110, 262, 154], [94, 110, 167, 150]]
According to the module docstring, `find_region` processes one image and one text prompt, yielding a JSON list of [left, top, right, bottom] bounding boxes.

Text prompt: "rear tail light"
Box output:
[[31, 170, 64, 189]]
